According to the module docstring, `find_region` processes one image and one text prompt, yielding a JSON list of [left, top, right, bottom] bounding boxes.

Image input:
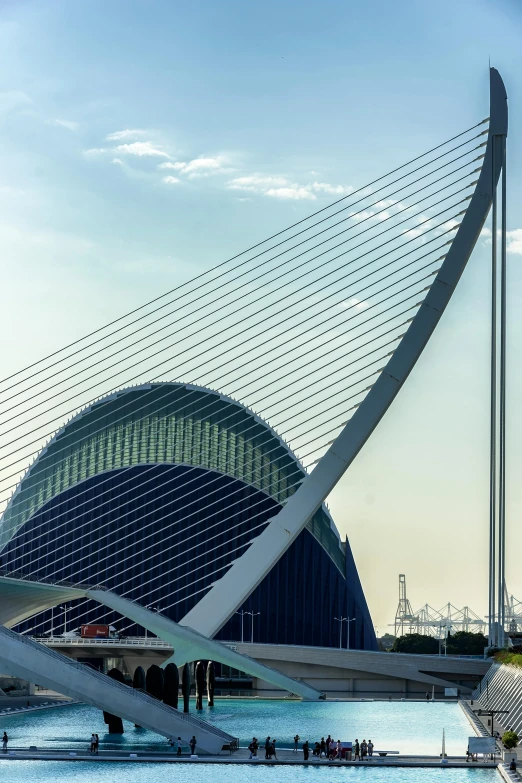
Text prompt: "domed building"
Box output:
[[0, 383, 377, 650]]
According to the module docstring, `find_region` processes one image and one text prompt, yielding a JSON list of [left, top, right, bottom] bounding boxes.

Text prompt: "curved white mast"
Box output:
[[181, 69, 508, 641]]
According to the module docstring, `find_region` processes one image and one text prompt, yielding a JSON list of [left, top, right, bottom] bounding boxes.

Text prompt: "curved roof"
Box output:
[[0, 383, 344, 571]]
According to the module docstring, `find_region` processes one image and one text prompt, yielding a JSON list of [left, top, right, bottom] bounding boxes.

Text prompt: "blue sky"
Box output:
[[0, 0, 521, 628]]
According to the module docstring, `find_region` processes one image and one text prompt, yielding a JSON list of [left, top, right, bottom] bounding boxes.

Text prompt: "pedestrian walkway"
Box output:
[[0, 746, 498, 767]]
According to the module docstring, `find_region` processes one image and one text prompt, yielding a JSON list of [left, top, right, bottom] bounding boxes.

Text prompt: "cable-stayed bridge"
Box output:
[[0, 69, 508, 737]]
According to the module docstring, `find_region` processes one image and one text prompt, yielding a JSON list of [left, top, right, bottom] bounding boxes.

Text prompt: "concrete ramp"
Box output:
[[0, 624, 234, 754]]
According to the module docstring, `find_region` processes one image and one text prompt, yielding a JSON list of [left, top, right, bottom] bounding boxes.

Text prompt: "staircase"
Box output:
[[0, 624, 235, 754]]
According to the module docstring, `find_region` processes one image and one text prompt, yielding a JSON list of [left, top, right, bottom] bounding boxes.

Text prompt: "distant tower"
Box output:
[[394, 575, 417, 637]]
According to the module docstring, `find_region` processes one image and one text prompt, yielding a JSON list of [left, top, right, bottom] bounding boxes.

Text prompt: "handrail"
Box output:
[[0, 625, 233, 740], [36, 637, 171, 647]]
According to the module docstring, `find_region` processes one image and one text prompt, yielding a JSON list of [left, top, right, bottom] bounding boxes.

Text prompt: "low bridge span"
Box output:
[[0, 624, 234, 754]]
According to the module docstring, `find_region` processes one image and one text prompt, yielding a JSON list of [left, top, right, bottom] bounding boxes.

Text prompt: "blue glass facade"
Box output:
[[0, 384, 377, 651]]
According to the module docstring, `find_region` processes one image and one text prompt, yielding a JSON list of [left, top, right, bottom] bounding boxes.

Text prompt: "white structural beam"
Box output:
[[181, 68, 508, 640], [87, 589, 322, 700], [0, 575, 86, 628], [0, 623, 234, 753]]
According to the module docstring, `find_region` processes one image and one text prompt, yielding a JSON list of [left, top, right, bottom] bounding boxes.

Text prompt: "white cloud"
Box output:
[[266, 186, 317, 200], [405, 227, 426, 238], [159, 156, 230, 178], [112, 158, 124, 165], [183, 157, 224, 173], [339, 297, 369, 310], [115, 141, 170, 158], [442, 219, 459, 230], [158, 162, 186, 171], [49, 118, 79, 132], [227, 175, 290, 192], [163, 176, 181, 185], [507, 229, 522, 255], [480, 226, 522, 254], [348, 210, 375, 222], [226, 174, 350, 200], [83, 147, 107, 157], [311, 182, 352, 195], [106, 129, 147, 141]]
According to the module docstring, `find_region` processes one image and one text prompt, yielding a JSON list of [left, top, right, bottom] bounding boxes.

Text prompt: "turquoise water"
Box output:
[[3, 699, 477, 756], [0, 762, 500, 783]]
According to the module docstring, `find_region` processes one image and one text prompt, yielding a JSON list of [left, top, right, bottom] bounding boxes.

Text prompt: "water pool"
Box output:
[[2, 699, 476, 756], [0, 761, 500, 783]]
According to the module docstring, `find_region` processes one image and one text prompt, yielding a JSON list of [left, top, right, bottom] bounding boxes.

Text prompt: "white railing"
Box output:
[[36, 637, 172, 648]]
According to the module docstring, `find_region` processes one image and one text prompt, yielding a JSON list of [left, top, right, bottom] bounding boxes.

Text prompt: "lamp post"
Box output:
[[347, 617, 356, 650], [438, 623, 448, 657], [144, 605, 161, 640], [474, 708, 509, 738], [59, 605, 68, 635], [334, 616, 348, 649], [235, 610, 248, 643], [245, 611, 261, 643]]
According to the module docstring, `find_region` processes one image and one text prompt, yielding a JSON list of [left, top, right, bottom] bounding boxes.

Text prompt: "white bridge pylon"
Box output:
[[181, 68, 508, 640]]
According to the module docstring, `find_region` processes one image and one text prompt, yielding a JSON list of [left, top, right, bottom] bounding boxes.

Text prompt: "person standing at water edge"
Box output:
[[177, 737, 182, 756], [95, 734, 99, 754], [354, 738, 360, 760], [264, 736, 271, 759], [189, 735, 197, 755], [89, 733, 96, 753], [2, 732, 8, 752], [303, 740, 309, 761], [271, 738, 278, 759], [361, 739, 368, 760], [325, 734, 332, 755], [320, 737, 326, 757], [368, 739, 374, 758], [294, 734, 300, 752]]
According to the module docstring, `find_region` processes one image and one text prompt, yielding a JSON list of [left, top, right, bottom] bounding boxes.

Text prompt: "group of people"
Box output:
[[305, 735, 374, 761], [246, 733, 375, 761], [168, 735, 197, 756], [247, 736, 279, 759], [89, 733, 99, 754]]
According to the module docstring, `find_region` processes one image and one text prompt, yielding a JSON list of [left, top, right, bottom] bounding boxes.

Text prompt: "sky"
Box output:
[[0, 0, 521, 632]]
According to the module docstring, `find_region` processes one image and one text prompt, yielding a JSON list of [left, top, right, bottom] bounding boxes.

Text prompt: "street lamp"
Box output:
[[439, 623, 448, 657], [245, 611, 261, 643], [347, 617, 356, 650], [334, 617, 356, 649], [473, 708, 509, 737], [334, 617, 348, 649], [59, 605, 68, 635], [235, 610, 248, 643], [144, 605, 161, 639]]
